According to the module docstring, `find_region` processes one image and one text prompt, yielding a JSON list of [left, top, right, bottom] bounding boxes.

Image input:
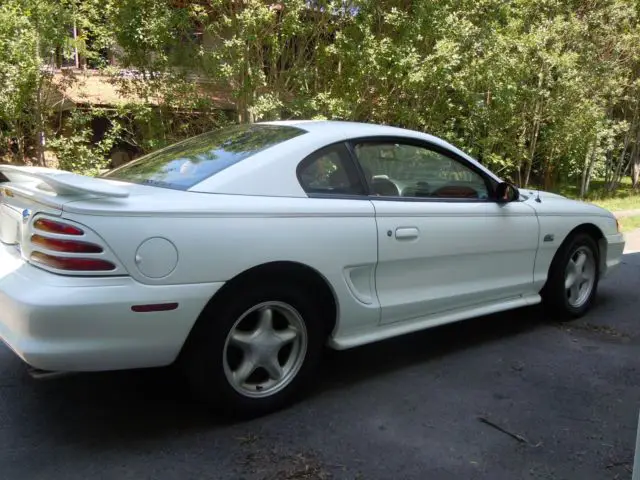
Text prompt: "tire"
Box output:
[[181, 281, 326, 418], [542, 233, 600, 320]]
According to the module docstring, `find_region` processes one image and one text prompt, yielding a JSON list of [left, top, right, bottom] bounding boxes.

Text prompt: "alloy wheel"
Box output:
[[222, 301, 308, 398]]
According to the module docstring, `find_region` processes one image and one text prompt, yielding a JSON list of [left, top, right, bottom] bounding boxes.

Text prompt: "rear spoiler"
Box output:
[[0, 165, 129, 198]]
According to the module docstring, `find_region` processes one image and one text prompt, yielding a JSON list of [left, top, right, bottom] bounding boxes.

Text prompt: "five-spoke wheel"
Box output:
[[543, 233, 600, 318], [182, 281, 325, 418], [223, 301, 308, 398], [564, 246, 596, 309]]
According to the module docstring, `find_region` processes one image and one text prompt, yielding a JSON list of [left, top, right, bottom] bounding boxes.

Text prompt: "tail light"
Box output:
[[26, 216, 121, 275], [31, 234, 103, 253], [34, 218, 84, 236], [30, 252, 116, 271]]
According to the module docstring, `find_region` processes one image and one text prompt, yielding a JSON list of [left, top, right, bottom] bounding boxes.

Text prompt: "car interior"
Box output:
[[355, 143, 490, 200], [299, 141, 491, 200]]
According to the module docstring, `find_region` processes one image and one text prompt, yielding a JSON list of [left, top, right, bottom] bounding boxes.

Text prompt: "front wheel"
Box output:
[[182, 283, 325, 418], [542, 233, 599, 319]]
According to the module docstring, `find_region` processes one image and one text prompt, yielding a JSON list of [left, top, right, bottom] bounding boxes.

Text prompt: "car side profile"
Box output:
[[0, 120, 625, 416]]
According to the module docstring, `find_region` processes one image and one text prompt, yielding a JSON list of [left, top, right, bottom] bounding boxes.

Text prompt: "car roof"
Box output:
[[261, 119, 427, 138], [260, 120, 482, 161]]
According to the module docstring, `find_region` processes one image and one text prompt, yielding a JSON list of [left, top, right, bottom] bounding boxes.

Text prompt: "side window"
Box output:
[[297, 144, 365, 196], [352, 142, 490, 200]]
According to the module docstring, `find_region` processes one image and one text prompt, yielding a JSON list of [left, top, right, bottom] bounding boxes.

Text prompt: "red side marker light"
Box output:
[[131, 303, 179, 313]]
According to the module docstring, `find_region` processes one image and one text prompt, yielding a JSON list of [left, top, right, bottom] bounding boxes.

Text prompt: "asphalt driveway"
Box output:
[[0, 252, 638, 480]]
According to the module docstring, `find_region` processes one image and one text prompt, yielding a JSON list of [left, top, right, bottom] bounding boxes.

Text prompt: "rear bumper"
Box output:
[[602, 233, 625, 278], [0, 243, 222, 371]]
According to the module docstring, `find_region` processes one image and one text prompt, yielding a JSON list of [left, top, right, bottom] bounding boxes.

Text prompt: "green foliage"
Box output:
[[48, 109, 119, 175], [618, 215, 640, 233], [2, 0, 640, 199], [0, 0, 119, 163], [0, 0, 42, 160]]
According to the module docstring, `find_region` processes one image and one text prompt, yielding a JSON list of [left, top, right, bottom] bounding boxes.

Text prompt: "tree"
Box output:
[[0, 0, 109, 165], [4, 0, 640, 199]]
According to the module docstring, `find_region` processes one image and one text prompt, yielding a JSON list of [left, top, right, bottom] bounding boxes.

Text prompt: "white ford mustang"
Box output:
[[0, 121, 625, 416]]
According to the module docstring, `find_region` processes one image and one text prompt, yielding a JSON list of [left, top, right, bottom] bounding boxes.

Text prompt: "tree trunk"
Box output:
[[73, 20, 79, 69], [524, 74, 545, 188], [33, 23, 45, 166], [604, 150, 611, 186], [608, 129, 632, 192], [543, 147, 556, 190], [543, 166, 553, 191], [608, 107, 638, 191], [580, 138, 598, 198], [17, 132, 25, 163], [523, 120, 538, 188], [631, 127, 640, 188]]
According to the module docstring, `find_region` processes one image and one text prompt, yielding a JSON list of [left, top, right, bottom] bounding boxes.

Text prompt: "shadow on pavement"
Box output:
[[8, 304, 552, 447], [319, 304, 548, 392]]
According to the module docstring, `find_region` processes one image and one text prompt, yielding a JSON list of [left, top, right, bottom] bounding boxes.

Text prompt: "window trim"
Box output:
[[296, 141, 369, 199], [345, 136, 500, 203]]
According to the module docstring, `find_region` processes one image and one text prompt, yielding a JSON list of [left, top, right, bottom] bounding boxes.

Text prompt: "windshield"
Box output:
[[103, 124, 306, 190]]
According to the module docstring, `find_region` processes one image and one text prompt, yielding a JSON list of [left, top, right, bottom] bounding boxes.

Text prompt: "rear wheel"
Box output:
[[542, 233, 599, 319], [182, 282, 325, 418]]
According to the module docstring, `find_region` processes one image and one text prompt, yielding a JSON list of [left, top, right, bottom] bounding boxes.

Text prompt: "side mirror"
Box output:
[[496, 182, 520, 203]]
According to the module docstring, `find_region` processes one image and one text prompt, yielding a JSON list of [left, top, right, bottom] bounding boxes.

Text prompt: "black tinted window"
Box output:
[[297, 144, 365, 196], [103, 124, 306, 190]]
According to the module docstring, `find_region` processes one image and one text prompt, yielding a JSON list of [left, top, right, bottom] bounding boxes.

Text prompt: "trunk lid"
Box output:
[[0, 165, 196, 239]]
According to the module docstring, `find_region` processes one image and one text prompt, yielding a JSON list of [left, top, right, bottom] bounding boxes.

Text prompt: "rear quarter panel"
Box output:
[[61, 194, 380, 340]]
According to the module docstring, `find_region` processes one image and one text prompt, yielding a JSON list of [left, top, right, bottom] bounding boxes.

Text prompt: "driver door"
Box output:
[[349, 138, 540, 325]]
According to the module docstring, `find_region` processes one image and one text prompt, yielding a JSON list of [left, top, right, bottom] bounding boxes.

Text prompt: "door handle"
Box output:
[[395, 227, 419, 240]]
